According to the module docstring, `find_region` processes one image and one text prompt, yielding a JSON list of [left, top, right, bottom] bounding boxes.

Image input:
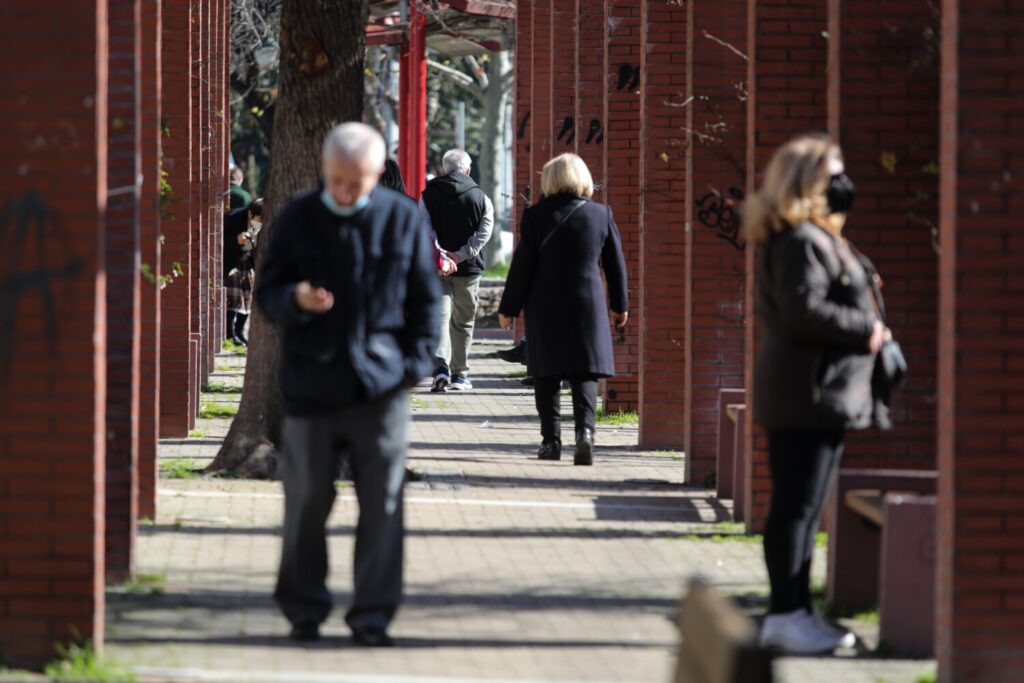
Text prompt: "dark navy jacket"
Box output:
[[256, 186, 441, 415]]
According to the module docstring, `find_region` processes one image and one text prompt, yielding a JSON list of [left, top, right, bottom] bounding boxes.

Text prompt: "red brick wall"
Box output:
[[0, 0, 109, 666], [604, 0, 643, 412], [191, 0, 209, 394], [552, 1, 578, 158], [743, 0, 828, 529], [514, 0, 533, 229], [830, 0, 939, 472], [687, 0, 749, 485], [530, 0, 554, 201], [638, 0, 688, 449], [937, 1, 1024, 679], [160, 0, 195, 437], [576, 0, 607, 204], [105, 0, 142, 583], [138, 0, 162, 520]]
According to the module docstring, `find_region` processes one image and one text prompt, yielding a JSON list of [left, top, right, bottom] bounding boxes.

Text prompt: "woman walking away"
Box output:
[[224, 198, 262, 346], [498, 153, 628, 466], [380, 159, 407, 195], [748, 134, 893, 654]]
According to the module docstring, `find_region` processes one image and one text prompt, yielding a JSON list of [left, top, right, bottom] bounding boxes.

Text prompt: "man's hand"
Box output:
[[236, 231, 251, 246], [612, 311, 629, 328], [438, 256, 457, 277], [868, 319, 885, 354], [499, 314, 514, 330], [294, 281, 335, 313]]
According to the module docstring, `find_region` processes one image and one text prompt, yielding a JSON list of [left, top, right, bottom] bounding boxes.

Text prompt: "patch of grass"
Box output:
[[198, 402, 238, 419], [816, 531, 828, 548], [507, 369, 529, 379], [915, 674, 937, 683], [160, 458, 200, 480], [222, 339, 247, 355], [653, 449, 683, 460], [202, 381, 243, 394], [213, 362, 239, 373], [596, 407, 640, 426], [484, 261, 509, 280], [43, 641, 134, 682], [115, 573, 166, 596], [682, 521, 762, 543], [187, 428, 207, 438], [853, 607, 880, 624], [139, 517, 154, 526], [211, 469, 244, 480]]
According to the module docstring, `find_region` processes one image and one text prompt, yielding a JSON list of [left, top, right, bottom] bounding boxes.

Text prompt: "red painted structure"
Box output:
[[398, 0, 428, 198]]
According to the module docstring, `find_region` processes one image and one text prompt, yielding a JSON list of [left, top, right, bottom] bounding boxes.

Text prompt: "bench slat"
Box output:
[[845, 489, 885, 526]]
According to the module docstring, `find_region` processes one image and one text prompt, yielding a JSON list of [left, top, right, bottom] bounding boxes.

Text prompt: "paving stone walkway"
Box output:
[[104, 340, 936, 683]]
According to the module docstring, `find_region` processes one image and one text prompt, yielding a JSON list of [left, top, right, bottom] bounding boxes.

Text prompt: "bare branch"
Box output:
[[701, 30, 748, 62]]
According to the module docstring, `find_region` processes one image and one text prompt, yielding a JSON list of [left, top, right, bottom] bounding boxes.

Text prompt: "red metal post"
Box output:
[[399, 1, 427, 198]]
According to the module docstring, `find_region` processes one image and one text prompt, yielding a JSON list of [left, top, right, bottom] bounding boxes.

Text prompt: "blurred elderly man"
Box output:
[[257, 122, 441, 646], [419, 148, 494, 392]]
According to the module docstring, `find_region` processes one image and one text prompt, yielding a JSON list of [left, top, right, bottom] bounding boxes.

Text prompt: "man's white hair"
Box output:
[[322, 122, 386, 170], [442, 149, 472, 175]]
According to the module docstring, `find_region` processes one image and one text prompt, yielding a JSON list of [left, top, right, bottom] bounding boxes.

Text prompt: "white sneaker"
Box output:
[[810, 611, 856, 649], [759, 609, 839, 654]]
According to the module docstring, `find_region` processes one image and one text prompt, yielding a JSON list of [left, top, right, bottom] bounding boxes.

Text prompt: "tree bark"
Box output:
[[478, 51, 512, 268], [208, 0, 368, 477]]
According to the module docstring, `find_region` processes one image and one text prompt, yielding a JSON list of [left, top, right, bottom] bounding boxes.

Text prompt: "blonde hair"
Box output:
[[541, 153, 594, 198], [743, 133, 840, 244]]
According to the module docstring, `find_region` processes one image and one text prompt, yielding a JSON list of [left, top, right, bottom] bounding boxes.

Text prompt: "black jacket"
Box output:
[[499, 194, 628, 379], [754, 220, 880, 430], [256, 186, 441, 415], [421, 172, 487, 277], [223, 207, 249, 275]]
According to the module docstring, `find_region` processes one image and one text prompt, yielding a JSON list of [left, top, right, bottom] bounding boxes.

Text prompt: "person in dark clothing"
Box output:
[[229, 166, 253, 210], [256, 122, 440, 647], [419, 149, 494, 392], [747, 134, 891, 654], [223, 198, 262, 345], [498, 153, 628, 466], [380, 159, 406, 195]]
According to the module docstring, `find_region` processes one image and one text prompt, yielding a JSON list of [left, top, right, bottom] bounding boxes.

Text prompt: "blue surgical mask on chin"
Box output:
[[321, 189, 370, 217]]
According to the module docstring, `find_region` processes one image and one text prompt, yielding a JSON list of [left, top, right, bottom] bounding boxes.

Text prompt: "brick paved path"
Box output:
[[103, 340, 936, 683]]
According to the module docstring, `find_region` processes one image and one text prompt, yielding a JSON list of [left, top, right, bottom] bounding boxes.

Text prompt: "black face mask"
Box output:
[[826, 172, 856, 214]]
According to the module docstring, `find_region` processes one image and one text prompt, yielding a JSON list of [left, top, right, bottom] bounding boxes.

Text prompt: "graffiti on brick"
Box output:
[[0, 190, 84, 383], [695, 186, 745, 250], [517, 111, 530, 140], [616, 63, 641, 92], [556, 117, 605, 146], [557, 116, 576, 145]]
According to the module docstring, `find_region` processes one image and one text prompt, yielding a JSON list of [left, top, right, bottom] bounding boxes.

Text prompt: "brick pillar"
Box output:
[[0, 0, 108, 667], [638, 0, 688, 449], [159, 0, 194, 438], [513, 0, 533, 229], [530, 0, 554, 200], [936, 1, 1024, 679], [577, 2, 607, 202], [551, 1, 578, 156], [138, 0, 162, 519], [192, 0, 209, 396], [105, 0, 142, 583], [210, 0, 225, 356], [686, 0, 749, 486], [829, 0, 939, 472], [604, 0, 642, 413], [743, 0, 828, 529]]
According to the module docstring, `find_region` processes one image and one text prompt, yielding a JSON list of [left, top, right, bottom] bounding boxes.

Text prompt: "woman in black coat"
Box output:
[[746, 134, 891, 654], [499, 153, 628, 466]]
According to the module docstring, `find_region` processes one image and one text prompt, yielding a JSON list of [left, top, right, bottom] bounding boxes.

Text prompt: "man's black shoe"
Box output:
[[537, 439, 562, 461], [497, 341, 527, 365], [352, 630, 395, 647], [574, 428, 594, 466], [289, 623, 321, 642]]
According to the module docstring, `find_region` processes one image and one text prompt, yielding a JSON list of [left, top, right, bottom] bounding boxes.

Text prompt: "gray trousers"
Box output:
[[435, 274, 481, 376], [274, 388, 409, 634]]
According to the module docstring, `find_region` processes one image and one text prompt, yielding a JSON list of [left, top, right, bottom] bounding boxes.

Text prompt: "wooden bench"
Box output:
[[675, 577, 773, 683], [827, 470, 938, 657], [716, 388, 745, 498]]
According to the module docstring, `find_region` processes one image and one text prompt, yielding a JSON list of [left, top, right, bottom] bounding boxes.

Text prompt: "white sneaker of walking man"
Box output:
[[419, 149, 494, 392]]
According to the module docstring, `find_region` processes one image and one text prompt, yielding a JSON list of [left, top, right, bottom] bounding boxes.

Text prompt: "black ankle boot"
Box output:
[[225, 310, 235, 342], [537, 439, 562, 461], [574, 428, 594, 466], [233, 313, 249, 346]]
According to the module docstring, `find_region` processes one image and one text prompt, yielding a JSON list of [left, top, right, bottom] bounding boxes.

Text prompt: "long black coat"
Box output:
[[499, 194, 629, 379], [754, 220, 880, 430]]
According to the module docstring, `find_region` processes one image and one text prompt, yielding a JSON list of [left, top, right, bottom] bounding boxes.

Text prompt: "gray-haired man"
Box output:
[[419, 149, 494, 392], [257, 122, 440, 646]]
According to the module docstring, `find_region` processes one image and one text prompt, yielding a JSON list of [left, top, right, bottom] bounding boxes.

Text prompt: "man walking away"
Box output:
[[257, 122, 440, 647], [420, 149, 494, 392]]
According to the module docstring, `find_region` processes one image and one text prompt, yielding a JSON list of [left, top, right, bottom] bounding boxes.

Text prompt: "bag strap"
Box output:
[[539, 199, 586, 251]]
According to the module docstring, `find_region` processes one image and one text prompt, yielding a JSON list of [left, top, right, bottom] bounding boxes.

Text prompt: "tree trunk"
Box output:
[[208, 0, 368, 477], [479, 51, 512, 269]]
